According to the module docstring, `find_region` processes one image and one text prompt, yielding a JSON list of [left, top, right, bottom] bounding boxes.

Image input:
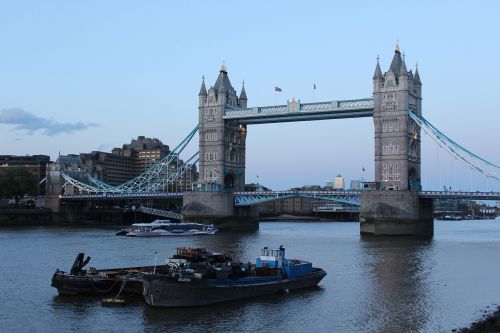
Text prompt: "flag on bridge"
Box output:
[[275, 86, 282, 92], [313, 83, 316, 90]]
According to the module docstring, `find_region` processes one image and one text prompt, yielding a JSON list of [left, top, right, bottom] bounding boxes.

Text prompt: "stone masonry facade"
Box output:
[[197, 65, 247, 191], [373, 44, 422, 191]]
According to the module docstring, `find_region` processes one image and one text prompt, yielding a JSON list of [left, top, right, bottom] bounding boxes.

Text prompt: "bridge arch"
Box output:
[[224, 173, 235, 190], [409, 167, 419, 191]]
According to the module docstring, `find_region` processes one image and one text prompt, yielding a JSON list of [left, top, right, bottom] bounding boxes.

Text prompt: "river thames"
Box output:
[[1, 220, 499, 332]]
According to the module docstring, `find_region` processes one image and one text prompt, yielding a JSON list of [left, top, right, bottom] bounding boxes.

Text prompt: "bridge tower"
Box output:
[[360, 44, 433, 236], [182, 65, 258, 230], [197, 64, 247, 192], [373, 43, 422, 191]]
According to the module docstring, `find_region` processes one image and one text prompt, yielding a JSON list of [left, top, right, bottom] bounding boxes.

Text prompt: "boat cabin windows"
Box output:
[[260, 247, 285, 260]]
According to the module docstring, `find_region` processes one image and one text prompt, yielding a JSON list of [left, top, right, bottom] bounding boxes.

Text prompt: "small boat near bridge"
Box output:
[[115, 219, 217, 237]]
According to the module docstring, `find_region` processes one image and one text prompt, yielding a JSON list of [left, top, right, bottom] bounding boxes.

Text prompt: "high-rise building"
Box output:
[[81, 136, 170, 186], [333, 174, 345, 190], [80, 151, 134, 186], [113, 136, 170, 175]]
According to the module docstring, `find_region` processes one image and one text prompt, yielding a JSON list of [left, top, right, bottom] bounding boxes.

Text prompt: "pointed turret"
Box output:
[[373, 56, 383, 80], [238, 81, 247, 108], [373, 55, 384, 94], [414, 63, 421, 85], [213, 63, 234, 95], [210, 63, 238, 107], [389, 42, 403, 76], [239, 81, 247, 100], [399, 58, 408, 77], [199, 76, 207, 97]]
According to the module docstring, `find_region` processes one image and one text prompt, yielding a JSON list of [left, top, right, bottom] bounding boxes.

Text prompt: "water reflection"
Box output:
[[141, 287, 326, 333], [358, 236, 434, 333]]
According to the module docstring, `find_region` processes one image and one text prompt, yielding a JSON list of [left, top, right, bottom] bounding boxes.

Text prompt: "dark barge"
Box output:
[[51, 253, 156, 296], [51, 249, 232, 296], [143, 246, 327, 307]]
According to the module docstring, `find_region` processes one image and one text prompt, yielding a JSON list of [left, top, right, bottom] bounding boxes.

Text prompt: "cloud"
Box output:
[[0, 108, 98, 136]]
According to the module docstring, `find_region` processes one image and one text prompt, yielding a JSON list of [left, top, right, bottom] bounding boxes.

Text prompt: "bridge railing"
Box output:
[[234, 190, 361, 196], [419, 191, 500, 199], [224, 98, 374, 119], [61, 192, 184, 200]]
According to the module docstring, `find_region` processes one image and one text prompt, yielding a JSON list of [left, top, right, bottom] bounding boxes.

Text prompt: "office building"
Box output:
[[0, 154, 51, 194]]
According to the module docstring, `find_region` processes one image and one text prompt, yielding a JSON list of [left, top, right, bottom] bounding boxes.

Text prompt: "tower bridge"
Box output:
[[182, 43, 430, 234], [54, 44, 500, 235]]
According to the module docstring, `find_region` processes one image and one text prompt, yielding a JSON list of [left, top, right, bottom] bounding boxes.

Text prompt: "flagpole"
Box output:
[[274, 89, 276, 105]]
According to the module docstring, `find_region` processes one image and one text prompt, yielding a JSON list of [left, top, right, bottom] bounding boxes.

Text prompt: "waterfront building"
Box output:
[[0, 154, 51, 194], [113, 136, 170, 175], [79, 136, 196, 191], [433, 198, 463, 217], [46, 154, 87, 196], [333, 174, 345, 190], [244, 183, 271, 192], [81, 136, 171, 186], [80, 151, 134, 186], [258, 196, 312, 216], [350, 180, 361, 190], [312, 201, 359, 220], [44, 135, 197, 195]]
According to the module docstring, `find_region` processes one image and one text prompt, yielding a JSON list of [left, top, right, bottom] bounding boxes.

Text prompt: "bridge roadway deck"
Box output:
[[61, 192, 184, 201], [223, 98, 374, 124], [419, 191, 500, 201], [60, 191, 500, 202]]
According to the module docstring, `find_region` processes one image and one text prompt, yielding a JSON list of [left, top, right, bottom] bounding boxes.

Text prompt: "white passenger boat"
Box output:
[[116, 220, 217, 237]]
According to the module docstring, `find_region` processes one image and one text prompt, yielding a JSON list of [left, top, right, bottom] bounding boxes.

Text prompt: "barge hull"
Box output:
[[143, 268, 326, 307], [51, 266, 156, 296]]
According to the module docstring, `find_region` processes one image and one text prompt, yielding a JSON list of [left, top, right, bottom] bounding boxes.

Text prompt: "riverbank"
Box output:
[[457, 306, 500, 332], [0, 208, 142, 227], [0, 208, 52, 226]]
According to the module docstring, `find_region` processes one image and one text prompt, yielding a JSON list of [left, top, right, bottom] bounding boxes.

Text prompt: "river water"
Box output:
[[1, 220, 500, 333]]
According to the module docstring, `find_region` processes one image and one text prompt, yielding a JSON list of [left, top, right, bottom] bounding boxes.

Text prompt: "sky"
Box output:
[[1, 0, 499, 191]]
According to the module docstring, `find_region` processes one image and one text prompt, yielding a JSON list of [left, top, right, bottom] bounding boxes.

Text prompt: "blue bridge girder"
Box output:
[[223, 98, 374, 124], [419, 191, 500, 201], [61, 192, 184, 201], [233, 190, 362, 207], [59, 190, 500, 203]]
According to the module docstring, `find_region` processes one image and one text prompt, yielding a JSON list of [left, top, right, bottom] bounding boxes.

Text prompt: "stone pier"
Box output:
[[182, 192, 259, 231], [359, 190, 433, 236]]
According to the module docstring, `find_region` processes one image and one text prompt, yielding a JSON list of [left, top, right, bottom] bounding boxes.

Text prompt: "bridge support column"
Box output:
[[359, 190, 433, 236], [45, 195, 61, 213], [182, 192, 259, 231]]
